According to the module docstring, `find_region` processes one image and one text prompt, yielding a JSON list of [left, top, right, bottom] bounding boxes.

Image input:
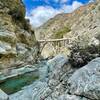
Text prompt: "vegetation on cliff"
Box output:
[[52, 27, 71, 39]]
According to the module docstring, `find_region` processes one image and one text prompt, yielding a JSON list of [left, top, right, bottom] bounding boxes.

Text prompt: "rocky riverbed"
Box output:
[[0, 54, 99, 100]]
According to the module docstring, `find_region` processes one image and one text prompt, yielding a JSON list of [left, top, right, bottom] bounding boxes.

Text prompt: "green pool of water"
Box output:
[[0, 72, 39, 95]]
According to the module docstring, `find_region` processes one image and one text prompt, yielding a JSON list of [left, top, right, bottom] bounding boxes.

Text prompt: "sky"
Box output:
[[22, 0, 94, 28]]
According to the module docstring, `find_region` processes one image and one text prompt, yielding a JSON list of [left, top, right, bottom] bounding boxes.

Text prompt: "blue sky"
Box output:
[[22, 0, 93, 28]]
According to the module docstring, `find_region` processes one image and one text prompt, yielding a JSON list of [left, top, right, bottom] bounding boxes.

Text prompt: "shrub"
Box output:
[[53, 27, 71, 39], [69, 44, 100, 68], [8, 5, 25, 21]]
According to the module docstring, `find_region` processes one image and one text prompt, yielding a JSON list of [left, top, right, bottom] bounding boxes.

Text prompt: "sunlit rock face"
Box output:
[[0, 0, 39, 69]]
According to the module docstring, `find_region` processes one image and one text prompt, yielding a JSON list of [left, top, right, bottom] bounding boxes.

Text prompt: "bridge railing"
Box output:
[[38, 38, 70, 42]]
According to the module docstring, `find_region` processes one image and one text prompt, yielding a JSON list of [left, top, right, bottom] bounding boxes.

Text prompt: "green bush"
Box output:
[[8, 6, 25, 21], [98, 6, 100, 11], [53, 27, 71, 39], [69, 44, 100, 68]]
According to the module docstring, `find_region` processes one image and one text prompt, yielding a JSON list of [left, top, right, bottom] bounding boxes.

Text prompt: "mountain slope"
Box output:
[[35, 0, 100, 58]]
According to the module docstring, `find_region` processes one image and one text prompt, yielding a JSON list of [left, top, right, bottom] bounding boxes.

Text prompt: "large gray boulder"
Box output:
[[39, 54, 69, 81], [68, 57, 100, 100], [47, 54, 69, 87], [47, 54, 68, 72], [39, 55, 73, 100]]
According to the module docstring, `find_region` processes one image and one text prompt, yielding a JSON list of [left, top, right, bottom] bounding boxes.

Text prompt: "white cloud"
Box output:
[[26, 1, 83, 28], [89, 0, 95, 3], [61, 1, 83, 13], [72, 1, 83, 10], [26, 6, 61, 28]]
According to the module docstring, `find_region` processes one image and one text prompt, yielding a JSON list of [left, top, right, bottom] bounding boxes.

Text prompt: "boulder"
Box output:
[[68, 57, 100, 100], [47, 54, 68, 72]]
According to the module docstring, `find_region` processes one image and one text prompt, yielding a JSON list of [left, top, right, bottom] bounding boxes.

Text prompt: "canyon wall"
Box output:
[[0, 0, 39, 69]]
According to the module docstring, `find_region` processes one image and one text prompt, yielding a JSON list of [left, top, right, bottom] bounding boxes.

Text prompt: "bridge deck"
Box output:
[[37, 38, 69, 43]]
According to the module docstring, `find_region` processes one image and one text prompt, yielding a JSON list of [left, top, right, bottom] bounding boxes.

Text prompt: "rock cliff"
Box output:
[[0, 0, 39, 69]]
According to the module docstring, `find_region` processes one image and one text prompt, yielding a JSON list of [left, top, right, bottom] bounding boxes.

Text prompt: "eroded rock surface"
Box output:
[[0, 0, 39, 69], [68, 58, 100, 100]]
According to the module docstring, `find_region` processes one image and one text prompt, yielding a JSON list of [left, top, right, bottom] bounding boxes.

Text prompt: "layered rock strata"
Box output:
[[0, 0, 39, 69]]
